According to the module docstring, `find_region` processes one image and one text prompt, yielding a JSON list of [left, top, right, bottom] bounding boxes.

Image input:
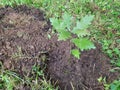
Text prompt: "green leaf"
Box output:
[[72, 26, 90, 37], [115, 60, 120, 67], [110, 80, 120, 90], [81, 15, 94, 26], [71, 49, 80, 59], [113, 48, 120, 55], [72, 38, 96, 51], [50, 18, 61, 30], [58, 30, 71, 41], [97, 76, 103, 83], [76, 20, 86, 30], [72, 15, 94, 37], [62, 12, 72, 30], [77, 15, 94, 29], [110, 84, 116, 90]]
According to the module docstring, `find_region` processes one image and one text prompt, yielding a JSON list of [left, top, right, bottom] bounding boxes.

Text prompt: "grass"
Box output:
[[0, 0, 120, 90], [0, 62, 57, 90]]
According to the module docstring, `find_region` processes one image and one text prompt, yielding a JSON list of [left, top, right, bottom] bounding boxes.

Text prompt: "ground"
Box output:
[[0, 6, 118, 90]]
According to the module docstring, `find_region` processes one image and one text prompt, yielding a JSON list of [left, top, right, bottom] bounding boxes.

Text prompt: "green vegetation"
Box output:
[[110, 80, 120, 90], [50, 13, 95, 58], [98, 76, 110, 90], [0, 64, 23, 90], [0, 0, 120, 90], [0, 62, 57, 90]]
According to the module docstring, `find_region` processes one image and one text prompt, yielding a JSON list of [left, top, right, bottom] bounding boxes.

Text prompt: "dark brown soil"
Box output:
[[0, 6, 118, 90]]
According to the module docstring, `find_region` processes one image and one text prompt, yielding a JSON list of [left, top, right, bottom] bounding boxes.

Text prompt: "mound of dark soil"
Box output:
[[0, 6, 118, 90]]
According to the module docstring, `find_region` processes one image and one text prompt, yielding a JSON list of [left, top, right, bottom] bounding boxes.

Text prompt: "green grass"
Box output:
[[0, 62, 57, 90], [0, 0, 120, 90]]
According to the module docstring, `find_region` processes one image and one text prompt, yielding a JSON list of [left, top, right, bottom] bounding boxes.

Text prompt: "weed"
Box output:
[[111, 60, 120, 69], [98, 76, 110, 90], [0, 62, 23, 90], [50, 12, 95, 59], [110, 79, 120, 90], [0, 61, 57, 90], [29, 65, 58, 90]]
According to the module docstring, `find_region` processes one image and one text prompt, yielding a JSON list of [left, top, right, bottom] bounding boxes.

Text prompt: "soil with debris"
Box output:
[[0, 6, 118, 90]]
